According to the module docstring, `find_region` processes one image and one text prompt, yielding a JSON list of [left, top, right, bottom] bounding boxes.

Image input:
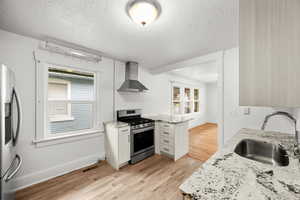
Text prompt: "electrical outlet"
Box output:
[[244, 107, 250, 115]]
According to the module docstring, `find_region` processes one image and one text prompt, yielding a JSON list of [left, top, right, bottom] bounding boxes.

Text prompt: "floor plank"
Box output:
[[16, 155, 202, 200], [188, 123, 218, 162]]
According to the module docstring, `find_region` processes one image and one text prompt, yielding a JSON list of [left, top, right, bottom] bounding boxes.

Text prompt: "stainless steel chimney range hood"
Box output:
[[118, 61, 149, 92]]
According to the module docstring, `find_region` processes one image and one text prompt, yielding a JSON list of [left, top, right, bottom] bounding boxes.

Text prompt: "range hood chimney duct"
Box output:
[[117, 61, 149, 92]]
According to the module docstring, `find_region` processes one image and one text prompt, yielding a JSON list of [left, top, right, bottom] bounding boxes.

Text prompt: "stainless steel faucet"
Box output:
[[261, 111, 300, 157]]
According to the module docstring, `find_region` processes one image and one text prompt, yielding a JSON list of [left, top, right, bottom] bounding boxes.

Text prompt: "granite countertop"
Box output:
[[180, 128, 300, 200], [155, 118, 192, 124], [104, 121, 129, 128], [144, 115, 192, 124]]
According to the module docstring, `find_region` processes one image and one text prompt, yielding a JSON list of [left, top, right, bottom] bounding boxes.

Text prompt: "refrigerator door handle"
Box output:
[[4, 154, 22, 182], [11, 88, 21, 146]]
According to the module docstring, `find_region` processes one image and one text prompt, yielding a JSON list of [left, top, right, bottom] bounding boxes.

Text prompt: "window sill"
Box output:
[[33, 129, 104, 148]]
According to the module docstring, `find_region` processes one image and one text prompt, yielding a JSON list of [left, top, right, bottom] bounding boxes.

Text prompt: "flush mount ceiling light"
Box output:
[[126, 0, 161, 26]]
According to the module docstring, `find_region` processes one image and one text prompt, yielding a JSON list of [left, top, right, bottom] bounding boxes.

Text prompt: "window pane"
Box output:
[[194, 89, 199, 100], [48, 82, 68, 100], [49, 101, 69, 116], [194, 102, 199, 112], [173, 87, 180, 101], [47, 66, 96, 135], [184, 88, 191, 101], [48, 67, 95, 101], [173, 102, 181, 114], [184, 102, 192, 114], [49, 103, 94, 134], [70, 78, 94, 101]]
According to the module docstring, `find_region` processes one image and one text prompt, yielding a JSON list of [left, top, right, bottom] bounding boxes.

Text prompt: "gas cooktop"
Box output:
[[117, 109, 154, 129], [119, 118, 153, 125]]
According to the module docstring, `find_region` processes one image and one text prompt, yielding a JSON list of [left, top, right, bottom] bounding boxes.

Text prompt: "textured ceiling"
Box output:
[[169, 61, 218, 83], [0, 0, 238, 69]]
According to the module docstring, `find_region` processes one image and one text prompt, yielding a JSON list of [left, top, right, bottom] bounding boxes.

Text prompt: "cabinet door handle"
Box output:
[[163, 132, 169, 135], [121, 129, 129, 132], [164, 125, 169, 128], [128, 135, 130, 143], [163, 139, 169, 143], [163, 148, 169, 152]]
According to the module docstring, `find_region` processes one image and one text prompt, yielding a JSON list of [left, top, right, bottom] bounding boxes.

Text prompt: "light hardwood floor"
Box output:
[[16, 155, 202, 200], [188, 123, 218, 162], [16, 124, 217, 200]]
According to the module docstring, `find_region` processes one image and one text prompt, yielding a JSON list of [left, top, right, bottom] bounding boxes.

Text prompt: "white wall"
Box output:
[[115, 65, 207, 128], [206, 82, 218, 123], [223, 48, 296, 143], [0, 30, 115, 190]]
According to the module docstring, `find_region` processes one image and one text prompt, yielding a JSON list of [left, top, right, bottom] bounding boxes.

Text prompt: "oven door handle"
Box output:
[[132, 127, 154, 134]]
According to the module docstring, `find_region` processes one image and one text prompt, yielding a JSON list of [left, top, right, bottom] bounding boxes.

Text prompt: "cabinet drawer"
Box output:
[[160, 137, 174, 146], [161, 123, 173, 132], [160, 135, 174, 145], [161, 123, 171, 128], [160, 130, 174, 139], [119, 127, 130, 134], [160, 143, 174, 155], [160, 137, 172, 145]]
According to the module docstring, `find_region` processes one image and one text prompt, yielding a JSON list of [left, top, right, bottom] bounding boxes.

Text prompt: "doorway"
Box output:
[[188, 123, 217, 161], [153, 51, 224, 162]]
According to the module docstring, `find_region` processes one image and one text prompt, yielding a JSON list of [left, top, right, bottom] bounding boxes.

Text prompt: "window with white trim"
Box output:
[[36, 63, 101, 141], [172, 85, 200, 115]]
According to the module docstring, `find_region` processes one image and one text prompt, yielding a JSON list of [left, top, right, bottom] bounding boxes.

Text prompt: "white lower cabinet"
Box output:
[[118, 128, 131, 164], [105, 124, 131, 170], [155, 121, 189, 161]]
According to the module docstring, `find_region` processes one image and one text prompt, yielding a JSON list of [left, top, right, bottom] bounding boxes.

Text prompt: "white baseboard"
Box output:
[[14, 152, 105, 191]]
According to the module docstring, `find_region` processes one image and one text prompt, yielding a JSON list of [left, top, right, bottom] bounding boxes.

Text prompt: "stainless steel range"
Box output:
[[117, 109, 154, 164]]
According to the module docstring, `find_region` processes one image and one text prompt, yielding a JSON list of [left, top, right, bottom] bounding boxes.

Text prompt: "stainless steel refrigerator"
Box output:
[[0, 64, 22, 200]]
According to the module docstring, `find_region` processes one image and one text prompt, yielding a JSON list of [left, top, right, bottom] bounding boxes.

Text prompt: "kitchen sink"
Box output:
[[234, 139, 289, 166]]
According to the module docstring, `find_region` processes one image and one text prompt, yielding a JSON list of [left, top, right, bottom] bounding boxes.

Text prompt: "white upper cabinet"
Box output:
[[239, 0, 300, 107]]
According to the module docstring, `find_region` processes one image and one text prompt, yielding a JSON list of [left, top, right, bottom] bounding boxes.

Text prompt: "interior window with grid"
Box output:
[[172, 85, 200, 115], [47, 67, 96, 136]]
